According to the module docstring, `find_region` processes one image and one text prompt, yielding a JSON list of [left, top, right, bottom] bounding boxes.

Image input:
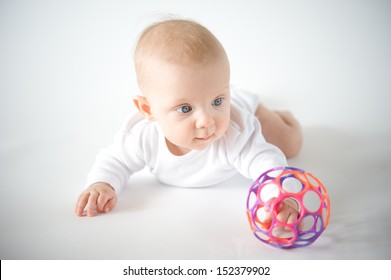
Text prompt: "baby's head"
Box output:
[[133, 19, 231, 156]]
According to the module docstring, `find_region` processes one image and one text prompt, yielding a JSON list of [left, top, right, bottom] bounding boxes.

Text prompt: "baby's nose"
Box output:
[[196, 111, 214, 129]]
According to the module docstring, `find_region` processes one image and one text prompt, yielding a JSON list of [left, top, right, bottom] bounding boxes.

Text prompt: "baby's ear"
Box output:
[[133, 96, 155, 121]]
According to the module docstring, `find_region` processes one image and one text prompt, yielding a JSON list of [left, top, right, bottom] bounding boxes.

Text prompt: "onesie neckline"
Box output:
[[155, 122, 207, 161]]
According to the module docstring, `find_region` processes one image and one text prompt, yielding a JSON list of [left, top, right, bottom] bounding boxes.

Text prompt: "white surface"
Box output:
[[1, 0, 390, 259]]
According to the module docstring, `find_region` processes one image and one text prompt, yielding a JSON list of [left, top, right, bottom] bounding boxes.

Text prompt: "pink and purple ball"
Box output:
[[246, 167, 330, 249]]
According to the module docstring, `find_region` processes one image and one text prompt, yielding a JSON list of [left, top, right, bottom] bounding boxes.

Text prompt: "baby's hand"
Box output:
[[258, 197, 300, 226], [75, 182, 117, 217]]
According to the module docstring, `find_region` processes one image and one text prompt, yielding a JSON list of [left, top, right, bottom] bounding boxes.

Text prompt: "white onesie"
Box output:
[[85, 86, 287, 193]]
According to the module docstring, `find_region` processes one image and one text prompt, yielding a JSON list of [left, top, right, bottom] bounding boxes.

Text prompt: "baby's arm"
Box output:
[[75, 114, 147, 217], [255, 104, 302, 159], [75, 182, 117, 217]]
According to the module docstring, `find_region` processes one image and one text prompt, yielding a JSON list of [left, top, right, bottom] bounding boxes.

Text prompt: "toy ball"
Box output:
[[246, 167, 330, 249]]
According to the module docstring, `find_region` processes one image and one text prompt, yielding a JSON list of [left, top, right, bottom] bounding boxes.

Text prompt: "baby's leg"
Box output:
[[256, 104, 303, 158]]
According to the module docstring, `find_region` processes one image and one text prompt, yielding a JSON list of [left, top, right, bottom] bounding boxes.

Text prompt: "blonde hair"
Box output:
[[134, 19, 229, 88]]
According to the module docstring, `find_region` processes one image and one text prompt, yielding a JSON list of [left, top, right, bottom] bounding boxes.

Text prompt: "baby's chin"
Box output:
[[169, 133, 225, 155], [192, 134, 223, 150]]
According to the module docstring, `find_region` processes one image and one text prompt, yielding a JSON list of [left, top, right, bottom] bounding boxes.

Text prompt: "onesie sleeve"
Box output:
[[85, 114, 147, 194], [227, 106, 287, 183]]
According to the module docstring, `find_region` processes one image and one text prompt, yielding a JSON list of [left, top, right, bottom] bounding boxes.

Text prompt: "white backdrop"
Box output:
[[1, 0, 390, 259]]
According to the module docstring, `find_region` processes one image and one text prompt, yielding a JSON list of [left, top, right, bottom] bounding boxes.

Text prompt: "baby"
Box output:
[[75, 19, 303, 227]]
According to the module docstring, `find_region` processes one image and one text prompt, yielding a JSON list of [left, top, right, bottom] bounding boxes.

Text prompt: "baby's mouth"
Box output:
[[195, 135, 213, 141]]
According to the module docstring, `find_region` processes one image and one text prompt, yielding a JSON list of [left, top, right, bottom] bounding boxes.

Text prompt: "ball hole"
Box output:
[[307, 173, 320, 188], [298, 232, 316, 240], [254, 230, 270, 242], [282, 177, 304, 194], [247, 191, 257, 210], [295, 240, 311, 247], [315, 216, 323, 232], [259, 183, 280, 202], [299, 215, 315, 232], [303, 190, 321, 212]]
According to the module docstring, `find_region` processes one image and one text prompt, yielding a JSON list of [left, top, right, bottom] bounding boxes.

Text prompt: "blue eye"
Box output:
[[177, 105, 192, 114], [213, 97, 223, 106]]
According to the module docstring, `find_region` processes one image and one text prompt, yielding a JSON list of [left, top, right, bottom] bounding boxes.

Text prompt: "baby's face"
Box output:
[[142, 58, 230, 156]]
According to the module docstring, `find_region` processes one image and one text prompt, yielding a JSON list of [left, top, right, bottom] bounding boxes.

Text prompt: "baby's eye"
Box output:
[[176, 105, 192, 114], [213, 97, 223, 106]]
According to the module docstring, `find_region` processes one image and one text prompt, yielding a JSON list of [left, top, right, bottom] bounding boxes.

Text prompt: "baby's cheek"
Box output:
[[217, 116, 230, 134]]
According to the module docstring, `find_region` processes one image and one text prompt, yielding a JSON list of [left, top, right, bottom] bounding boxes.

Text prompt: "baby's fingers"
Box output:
[[285, 212, 299, 224], [75, 192, 90, 216], [104, 197, 117, 213], [276, 202, 299, 225], [85, 191, 99, 216], [258, 207, 272, 224], [276, 209, 290, 224], [96, 192, 116, 213]]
